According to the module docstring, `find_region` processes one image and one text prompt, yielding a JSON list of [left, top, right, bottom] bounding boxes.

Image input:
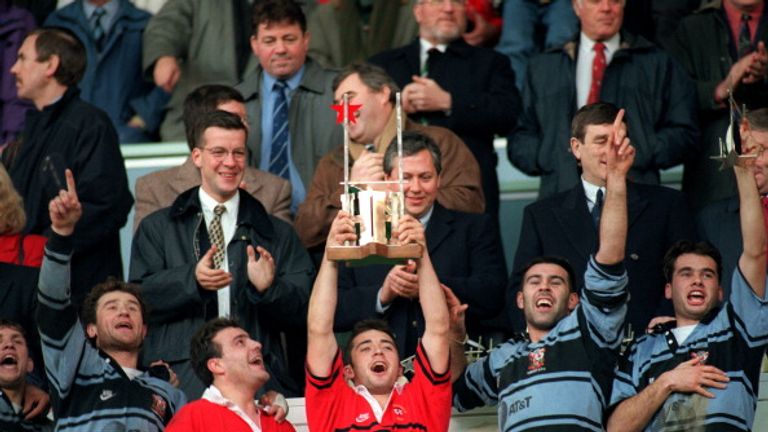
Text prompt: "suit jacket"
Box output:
[[369, 38, 520, 215], [696, 196, 741, 296], [510, 182, 696, 333], [133, 157, 292, 231], [335, 203, 507, 357]]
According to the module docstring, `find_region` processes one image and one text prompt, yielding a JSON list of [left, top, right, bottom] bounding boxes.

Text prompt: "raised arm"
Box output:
[[395, 217, 450, 375], [595, 110, 633, 266], [735, 161, 767, 297], [306, 212, 357, 377]]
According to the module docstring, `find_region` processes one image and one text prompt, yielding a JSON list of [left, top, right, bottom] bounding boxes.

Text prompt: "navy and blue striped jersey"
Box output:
[[454, 256, 629, 431], [38, 238, 186, 432], [610, 267, 768, 431], [0, 391, 52, 432]]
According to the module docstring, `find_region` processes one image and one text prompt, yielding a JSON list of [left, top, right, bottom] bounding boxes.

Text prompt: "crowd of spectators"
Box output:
[[2, 0, 768, 431]]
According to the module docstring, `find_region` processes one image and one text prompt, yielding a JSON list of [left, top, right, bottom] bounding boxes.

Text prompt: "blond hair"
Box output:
[[0, 165, 26, 234]]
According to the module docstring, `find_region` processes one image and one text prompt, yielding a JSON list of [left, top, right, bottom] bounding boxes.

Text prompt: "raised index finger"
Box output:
[[612, 109, 625, 138], [64, 169, 78, 198]]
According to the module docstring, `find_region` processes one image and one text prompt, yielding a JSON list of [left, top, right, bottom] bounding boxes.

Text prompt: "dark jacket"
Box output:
[[510, 182, 696, 333], [129, 187, 314, 397], [0, 1, 35, 144], [370, 38, 521, 215], [2, 87, 133, 306], [509, 31, 699, 199], [45, 0, 169, 143], [335, 203, 507, 357], [666, 1, 768, 211]]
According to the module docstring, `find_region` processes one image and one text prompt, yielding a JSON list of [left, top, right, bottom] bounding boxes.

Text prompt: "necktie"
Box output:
[[738, 13, 753, 58], [92, 7, 106, 51], [592, 188, 604, 228], [269, 80, 290, 179], [422, 48, 440, 77], [587, 42, 606, 105], [209, 205, 227, 269]]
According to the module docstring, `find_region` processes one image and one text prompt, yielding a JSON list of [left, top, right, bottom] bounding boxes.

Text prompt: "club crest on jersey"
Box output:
[[691, 350, 709, 364], [527, 347, 546, 373], [151, 394, 167, 419], [393, 405, 407, 417]]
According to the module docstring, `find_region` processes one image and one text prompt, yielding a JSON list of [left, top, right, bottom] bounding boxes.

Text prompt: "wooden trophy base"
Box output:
[[327, 242, 423, 266]]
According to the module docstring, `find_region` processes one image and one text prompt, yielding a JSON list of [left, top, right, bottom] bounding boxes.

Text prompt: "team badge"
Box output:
[[393, 405, 407, 417], [691, 350, 709, 364], [151, 394, 167, 419], [527, 347, 546, 373]]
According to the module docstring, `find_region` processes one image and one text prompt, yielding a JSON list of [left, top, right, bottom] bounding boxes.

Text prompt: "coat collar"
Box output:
[[238, 57, 327, 100], [424, 203, 454, 255], [558, 29, 655, 61], [170, 187, 275, 240]]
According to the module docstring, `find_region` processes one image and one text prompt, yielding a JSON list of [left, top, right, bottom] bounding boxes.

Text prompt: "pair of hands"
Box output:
[[195, 244, 276, 294], [716, 42, 768, 102], [402, 75, 452, 114]]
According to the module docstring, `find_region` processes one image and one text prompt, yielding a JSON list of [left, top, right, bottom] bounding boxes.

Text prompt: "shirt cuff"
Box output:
[[375, 288, 391, 314]]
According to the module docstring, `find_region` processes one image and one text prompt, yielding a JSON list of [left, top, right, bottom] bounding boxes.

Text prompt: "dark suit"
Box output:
[[510, 182, 695, 333], [696, 196, 741, 297], [369, 39, 520, 216], [335, 204, 507, 357]]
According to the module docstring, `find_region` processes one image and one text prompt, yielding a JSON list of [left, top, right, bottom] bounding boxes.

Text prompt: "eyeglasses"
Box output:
[[420, 0, 465, 6], [203, 147, 247, 161]]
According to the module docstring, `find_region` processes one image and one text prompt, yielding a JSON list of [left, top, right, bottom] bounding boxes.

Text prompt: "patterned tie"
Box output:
[[269, 80, 290, 180], [209, 205, 227, 269], [592, 188, 604, 228], [738, 13, 753, 58], [419, 48, 440, 125], [587, 42, 606, 105], [92, 7, 106, 51]]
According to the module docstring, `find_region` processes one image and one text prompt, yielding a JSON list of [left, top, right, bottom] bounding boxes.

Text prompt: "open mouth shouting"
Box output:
[[687, 289, 706, 306], [370, 361, 388, 376], [534, 296, 554, 312]]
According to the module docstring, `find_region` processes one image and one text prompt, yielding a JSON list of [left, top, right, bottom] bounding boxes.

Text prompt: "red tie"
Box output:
[[587, 42, 606, 105]]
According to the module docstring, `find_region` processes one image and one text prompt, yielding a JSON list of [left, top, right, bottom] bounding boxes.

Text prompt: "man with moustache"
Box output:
[[453, 109, 633, 431]]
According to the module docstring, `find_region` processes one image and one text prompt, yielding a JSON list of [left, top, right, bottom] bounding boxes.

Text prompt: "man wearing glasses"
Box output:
[[130, 110, 314, 400]]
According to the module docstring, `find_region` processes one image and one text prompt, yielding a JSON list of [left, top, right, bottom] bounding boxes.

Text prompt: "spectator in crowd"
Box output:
[[335, 132, 507, 358], [237, 0, 340, 213], [369, 0, 519, 220], [133, 84, 292, 230], [305, 209, 453, 431], [130, 110, 314, 399], [0, 320, 52, 432], [510, 103, 695, 335], [294, 62, 484, 252], [496, 0, 578, 90], [0, 0, 35, 149], [45, 0, 169, 143], [508, 0, 698, 199], [623, 0, 702, 47], [307, 0, 418, 69], [2, 27, 132, 307], [697, 108, 768, 295], [143, 0, 255, 141], [667, 0, 768, 212], [166, 318, 294, 432], [453, 108, 632, 430], [0, 164, 46, 267], [462, 0, 503, 48], [40, 169, 186, 431], [607, 156, 768, 431]]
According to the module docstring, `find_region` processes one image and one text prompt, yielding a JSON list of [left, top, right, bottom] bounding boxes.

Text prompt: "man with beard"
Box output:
[[453, 109, 633, 431], [39, 169, 185, 432]]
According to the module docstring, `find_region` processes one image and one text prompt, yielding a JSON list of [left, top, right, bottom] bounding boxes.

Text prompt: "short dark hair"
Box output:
[[332, 63, 399, 105], [344, 319, 399, 364], [191, 110, 248, 150], [571, 102, 623, 143], [251, 0, 307, 36], [383, 131, 442, 175], [190, 318, 242, 387], [30, 27, 86, 87], [0, 319, 28, 343], [745, 108, 768, 133], [183, 85, 245, 150], [81, 278, 148, 327], [663, 240, 723, 283], [519, 256, 578, 292]]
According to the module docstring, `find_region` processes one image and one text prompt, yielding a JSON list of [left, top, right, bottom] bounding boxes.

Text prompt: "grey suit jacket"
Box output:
[[133, 157, 292, 231]]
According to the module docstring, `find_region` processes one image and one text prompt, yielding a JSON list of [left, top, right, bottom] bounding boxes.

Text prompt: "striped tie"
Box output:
[[92, 7, 106, 51], [269, 80, 290, 179], [209, 205, 226, 269]]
